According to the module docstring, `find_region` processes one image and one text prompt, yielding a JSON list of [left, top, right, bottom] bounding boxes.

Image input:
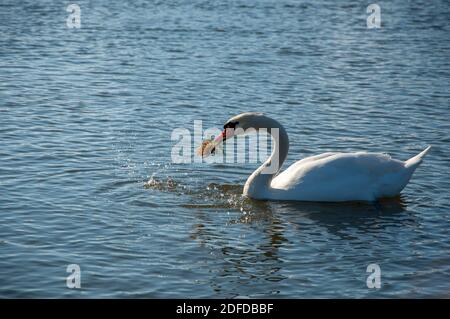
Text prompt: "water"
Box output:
[[1, 0, 449, 298]]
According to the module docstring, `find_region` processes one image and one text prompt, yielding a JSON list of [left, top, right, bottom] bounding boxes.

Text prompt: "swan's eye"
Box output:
[[224, 121, 238, 129]]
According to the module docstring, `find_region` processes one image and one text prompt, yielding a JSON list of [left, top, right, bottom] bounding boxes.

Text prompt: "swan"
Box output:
[[204, 112, 431, 202]]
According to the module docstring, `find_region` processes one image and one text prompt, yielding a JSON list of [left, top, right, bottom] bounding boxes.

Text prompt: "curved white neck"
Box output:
[[243, 118, 289, 199]]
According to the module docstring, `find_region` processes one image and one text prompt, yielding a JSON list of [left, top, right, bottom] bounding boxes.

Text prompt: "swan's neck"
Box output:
[[243, 119, 289, 199]]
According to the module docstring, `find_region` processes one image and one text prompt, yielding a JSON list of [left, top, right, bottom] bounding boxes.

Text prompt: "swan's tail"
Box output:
[[404, 146, 431, 170]]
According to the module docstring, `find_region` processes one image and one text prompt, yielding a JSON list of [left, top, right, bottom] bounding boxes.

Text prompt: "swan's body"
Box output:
[[251, 149, 430, 202], [209, 113, 431, 202]]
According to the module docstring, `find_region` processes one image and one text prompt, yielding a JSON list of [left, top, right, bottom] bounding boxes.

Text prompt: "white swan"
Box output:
[[206, 112, 431, 202]]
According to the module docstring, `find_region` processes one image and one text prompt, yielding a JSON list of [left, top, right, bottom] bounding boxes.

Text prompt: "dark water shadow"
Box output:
[[268, 196, 414, 239]]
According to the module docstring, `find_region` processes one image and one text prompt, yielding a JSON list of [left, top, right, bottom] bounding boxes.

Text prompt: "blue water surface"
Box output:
[[0, 0, 449, 298]]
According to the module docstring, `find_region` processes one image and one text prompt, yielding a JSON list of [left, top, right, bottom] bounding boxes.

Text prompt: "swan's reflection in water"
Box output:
[[185, 182, 412, 236], [276, 197, 412, 239], [146, 179, 418, 297], [189, 208, 288, 297]]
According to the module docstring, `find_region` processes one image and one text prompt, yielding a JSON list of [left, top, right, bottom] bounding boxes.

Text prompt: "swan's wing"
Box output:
[[277, 152, 338, 175], [271, 152, 407, 201]]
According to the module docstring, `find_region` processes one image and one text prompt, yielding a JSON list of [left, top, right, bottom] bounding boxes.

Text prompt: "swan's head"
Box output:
[[210, 112, 267, 150], [200, 112, 284, 159]]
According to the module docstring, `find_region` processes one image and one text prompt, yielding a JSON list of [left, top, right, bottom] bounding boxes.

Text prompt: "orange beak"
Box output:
[[214, 128, 234, 144]]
